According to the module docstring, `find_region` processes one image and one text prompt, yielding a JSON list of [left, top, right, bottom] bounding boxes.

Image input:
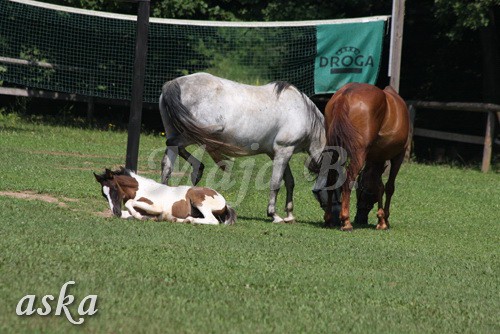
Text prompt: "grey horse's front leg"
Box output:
[[267, 147, 294, 223]]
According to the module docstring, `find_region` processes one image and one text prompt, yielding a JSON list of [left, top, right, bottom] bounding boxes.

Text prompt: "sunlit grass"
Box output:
[[0, 113, 498, 333]]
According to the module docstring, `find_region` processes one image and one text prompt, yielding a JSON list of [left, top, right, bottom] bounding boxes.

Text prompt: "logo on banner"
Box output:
[[318, 46, 375, 74]]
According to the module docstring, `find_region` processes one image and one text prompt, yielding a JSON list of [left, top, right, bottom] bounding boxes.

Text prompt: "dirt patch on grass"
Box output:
[[0, 191, 70, 207], [0, 190, 114, 218], [95, 209, 114, 218], [33, 150, 118, 159]]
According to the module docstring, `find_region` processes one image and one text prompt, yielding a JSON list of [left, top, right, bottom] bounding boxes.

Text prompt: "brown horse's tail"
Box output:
[[327, 96, 362, 176]]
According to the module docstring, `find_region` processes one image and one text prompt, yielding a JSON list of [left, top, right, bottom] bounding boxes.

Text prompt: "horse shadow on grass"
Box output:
[[237, 215, 377, 230], [298, 219, 378, 230]]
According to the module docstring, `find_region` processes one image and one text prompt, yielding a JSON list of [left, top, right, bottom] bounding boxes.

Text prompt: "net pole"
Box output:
[[125, 0, 150, 172], [388, 0, 405, 92]]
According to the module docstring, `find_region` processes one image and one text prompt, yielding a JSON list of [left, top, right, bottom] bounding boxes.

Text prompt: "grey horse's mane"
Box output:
[[271, 81, 323, 132], [271, 80, 324, 174], [272, 81, 293, 97]]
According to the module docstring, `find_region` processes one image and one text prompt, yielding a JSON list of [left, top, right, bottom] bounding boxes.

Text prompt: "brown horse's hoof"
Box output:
[[376, 223, 389, 230], [340, 225, 353, 232]]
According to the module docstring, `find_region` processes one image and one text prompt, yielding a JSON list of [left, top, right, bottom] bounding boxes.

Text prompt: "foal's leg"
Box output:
[[267, 147, 294, 223], [377, 152, 405, 230], [283, 163, 295, 223], [124, 200, 163, 220], [189, 206, 220, 225]]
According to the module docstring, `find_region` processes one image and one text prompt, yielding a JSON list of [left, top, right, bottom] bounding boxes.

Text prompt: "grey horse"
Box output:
[[159, 72, 325, 223]]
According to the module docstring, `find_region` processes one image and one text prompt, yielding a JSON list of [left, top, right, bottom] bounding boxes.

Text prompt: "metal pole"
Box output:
[[388, 0, 405, 92], [125, 0, 150, 172]]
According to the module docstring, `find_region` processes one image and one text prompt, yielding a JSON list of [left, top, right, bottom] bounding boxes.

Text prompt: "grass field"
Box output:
[[0, 111, 499, 333]]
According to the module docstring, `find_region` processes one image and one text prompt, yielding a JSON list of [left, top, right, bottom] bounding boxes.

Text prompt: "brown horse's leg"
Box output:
[[375, 176, 387, 230], [355, 162, 384, 225], [340, 152, 365, 231], [377, 152, 404, 230]]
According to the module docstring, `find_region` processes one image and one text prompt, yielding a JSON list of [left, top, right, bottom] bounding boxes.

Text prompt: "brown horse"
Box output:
[[314, 83, 409, 231]]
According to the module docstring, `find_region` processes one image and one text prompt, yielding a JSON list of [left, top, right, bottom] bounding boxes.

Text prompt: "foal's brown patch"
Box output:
[[171, 188, 219, 219], [171, 199, 191, 219], [186, 187, 217, 206], [137, 197, 154, 205], [114, 175, 139, 200], [212, 206, 226, 217]]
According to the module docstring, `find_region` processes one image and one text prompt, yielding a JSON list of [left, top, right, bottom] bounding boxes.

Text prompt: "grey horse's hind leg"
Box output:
[[161, 145, 178, 184], [161, 136, 204, 185], [179, 146, 205, 185], [267, 147, 294, 223]]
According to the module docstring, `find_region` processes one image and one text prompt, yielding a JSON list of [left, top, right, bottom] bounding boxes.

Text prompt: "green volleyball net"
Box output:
[[0, 0, 389, 102]]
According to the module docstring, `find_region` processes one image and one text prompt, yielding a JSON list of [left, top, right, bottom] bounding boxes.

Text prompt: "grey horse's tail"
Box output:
[[160, 80, 245, 156]]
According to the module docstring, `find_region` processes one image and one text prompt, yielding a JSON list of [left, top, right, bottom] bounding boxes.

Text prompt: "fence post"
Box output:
[[125, 0, 150, 172], [481, 111, 495, 172], [404, 104, 416, 162], [388, 0, 405, 92], [86, 97, 94, 122]]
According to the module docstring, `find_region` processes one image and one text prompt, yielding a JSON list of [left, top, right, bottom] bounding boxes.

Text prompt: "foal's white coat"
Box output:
[[96, 169, 234, 225]]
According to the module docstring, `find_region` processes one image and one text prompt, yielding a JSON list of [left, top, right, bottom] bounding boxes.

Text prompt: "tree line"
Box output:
[[40, 0, 499, 104]]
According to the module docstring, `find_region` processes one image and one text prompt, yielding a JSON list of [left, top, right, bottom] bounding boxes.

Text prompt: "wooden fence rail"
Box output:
[[406, 100, 499, 172]]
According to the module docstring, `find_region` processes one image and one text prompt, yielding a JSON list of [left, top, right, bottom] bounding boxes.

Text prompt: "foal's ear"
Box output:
[[105, 168, 114, 178], [94, 172, 104, 183]]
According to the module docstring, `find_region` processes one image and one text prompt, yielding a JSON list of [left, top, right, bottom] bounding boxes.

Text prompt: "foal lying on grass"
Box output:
[[94, 168, 236, 225]]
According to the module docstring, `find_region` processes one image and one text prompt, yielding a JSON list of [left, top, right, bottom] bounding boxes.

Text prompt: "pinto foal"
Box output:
[[94, 168, 236, 225]]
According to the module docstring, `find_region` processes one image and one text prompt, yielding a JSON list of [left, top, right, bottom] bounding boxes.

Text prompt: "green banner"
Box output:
[[314, 20, 386, 94]]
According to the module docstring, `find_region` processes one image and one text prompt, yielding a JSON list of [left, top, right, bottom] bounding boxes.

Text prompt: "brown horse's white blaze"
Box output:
[[94, 168, 236, 225], [315, 83, 409, 231]]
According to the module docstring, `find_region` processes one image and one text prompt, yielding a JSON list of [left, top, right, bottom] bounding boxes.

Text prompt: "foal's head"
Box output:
[[94, 168, 138, 217]]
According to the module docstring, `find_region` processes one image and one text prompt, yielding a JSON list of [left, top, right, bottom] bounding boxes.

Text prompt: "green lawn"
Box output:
[[0, 111, 499, 333]]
